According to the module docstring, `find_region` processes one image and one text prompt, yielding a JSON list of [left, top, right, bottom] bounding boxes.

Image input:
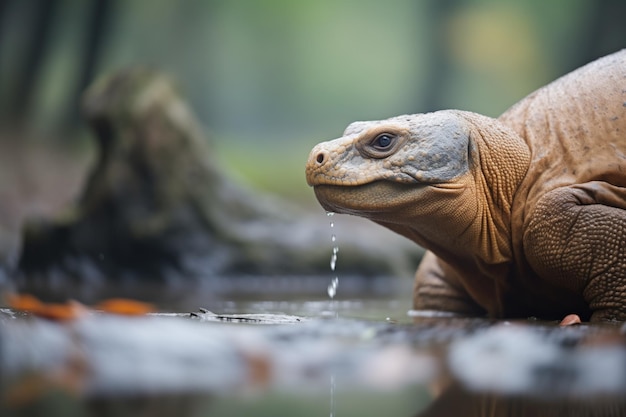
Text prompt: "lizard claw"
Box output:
[[559, 314, 582, 326]]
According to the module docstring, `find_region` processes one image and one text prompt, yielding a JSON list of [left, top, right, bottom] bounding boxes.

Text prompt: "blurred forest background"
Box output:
[[0, 0, 624, 260]]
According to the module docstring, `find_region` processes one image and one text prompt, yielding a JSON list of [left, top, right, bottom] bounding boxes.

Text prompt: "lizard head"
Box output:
[[305, 111, 474, 221], [305, 109, 531, 266]]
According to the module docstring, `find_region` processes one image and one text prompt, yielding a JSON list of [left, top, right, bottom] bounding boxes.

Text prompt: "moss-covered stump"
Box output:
[[14, 68, 419, 299]]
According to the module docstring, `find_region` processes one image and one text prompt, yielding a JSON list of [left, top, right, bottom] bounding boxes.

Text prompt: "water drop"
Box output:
[[327, 277, 339, 299], [326, 213, 339, 299], [330, 246, 339, 271]]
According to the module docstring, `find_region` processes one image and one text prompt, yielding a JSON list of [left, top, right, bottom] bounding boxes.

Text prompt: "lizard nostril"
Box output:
[[316, 152, 327, 164]]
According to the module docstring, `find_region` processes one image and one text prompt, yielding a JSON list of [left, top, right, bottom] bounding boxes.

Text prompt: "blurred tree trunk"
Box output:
[[9, 0, 59, 126], [1, 0, 114, 132], [417, 0, 459, 112], [65, 0, 115, 128]]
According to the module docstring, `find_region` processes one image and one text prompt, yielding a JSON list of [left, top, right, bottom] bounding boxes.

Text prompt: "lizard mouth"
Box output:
[[312, 181, 427, 217]]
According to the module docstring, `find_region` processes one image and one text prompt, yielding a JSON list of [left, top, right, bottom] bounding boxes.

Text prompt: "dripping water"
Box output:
[[326, 212, 338, 417], [327, 212, 339, 299]]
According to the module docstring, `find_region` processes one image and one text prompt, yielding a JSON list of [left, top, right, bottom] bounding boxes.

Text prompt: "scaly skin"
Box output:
[[305, 50, 626, 321]]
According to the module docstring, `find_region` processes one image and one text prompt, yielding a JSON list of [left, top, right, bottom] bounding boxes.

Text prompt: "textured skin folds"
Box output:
[[306, 50, 626, 321]]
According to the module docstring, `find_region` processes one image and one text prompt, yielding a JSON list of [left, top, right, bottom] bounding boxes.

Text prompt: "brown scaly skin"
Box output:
[[305, 50, 626, 322]]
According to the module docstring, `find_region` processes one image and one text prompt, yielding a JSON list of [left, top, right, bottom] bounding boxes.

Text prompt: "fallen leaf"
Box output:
[[95, 298, 155, 315]]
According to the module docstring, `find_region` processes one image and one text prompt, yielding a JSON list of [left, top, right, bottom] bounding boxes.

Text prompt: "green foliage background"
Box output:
[[0, 0, 623, 201]]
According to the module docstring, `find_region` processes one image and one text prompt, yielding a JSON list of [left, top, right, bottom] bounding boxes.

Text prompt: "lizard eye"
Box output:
[[372, 134, 394, 150], [358, 131, 402, 159]]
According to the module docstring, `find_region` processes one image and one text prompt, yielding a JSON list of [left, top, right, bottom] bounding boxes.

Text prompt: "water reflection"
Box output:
[[1, 300, 626, 417], [418, 384, 626, 417], [420, 321, 626, 417]]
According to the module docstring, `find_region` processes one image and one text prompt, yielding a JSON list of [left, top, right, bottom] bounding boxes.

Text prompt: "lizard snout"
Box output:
[[305, 143, 332, 186], [307, 143, 329, 166], [313, 149, 328, 165]]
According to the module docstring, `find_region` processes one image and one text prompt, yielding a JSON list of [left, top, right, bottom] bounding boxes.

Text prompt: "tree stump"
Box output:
[[12, 68, 419, 301]]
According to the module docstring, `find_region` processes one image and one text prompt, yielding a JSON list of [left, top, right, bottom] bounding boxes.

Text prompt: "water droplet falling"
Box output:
[[330, 245, 338, 271], [327, 277, 338, 298], [326, 212, 339, 299]]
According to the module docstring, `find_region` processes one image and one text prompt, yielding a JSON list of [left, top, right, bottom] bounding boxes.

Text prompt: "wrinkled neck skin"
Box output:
[[315, 112, 531, 286], [388, 113, 530, 278]]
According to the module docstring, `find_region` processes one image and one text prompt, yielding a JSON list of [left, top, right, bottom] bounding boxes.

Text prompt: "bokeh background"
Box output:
[[0, 3, 625, 415], [0, 0, 624, 262]]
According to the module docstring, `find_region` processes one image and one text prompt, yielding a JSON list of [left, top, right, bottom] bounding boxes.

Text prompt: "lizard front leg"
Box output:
[[524, 181, 626, 321], [413, 251, 486, 316]]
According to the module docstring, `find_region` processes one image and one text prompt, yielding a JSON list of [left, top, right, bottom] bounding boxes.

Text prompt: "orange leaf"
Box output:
[[6, 293, 45, 311], [94, 298, 155, 315]]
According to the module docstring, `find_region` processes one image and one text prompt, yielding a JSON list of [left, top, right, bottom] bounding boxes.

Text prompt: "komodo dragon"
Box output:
[[305, 50, 626, 322]]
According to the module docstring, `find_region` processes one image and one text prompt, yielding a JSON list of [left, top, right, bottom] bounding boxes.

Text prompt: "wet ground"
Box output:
[[2, 140, 626, 416], [2, 294, 626, 417]]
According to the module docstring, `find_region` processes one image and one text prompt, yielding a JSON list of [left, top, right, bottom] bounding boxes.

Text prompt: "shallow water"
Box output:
[[2, 291, 626, 417], [198, 297, 413, 322]]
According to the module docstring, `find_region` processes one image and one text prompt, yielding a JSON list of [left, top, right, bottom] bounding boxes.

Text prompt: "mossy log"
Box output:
[[13, 68, 419, 300]]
